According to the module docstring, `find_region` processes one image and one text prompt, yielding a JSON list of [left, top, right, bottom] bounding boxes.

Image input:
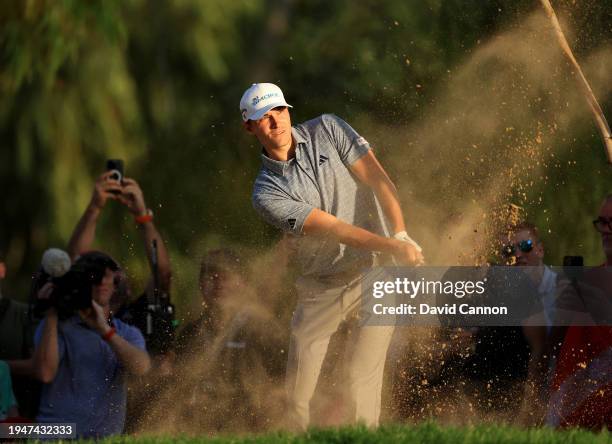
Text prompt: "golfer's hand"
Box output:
[[392, 240, 424, 266]]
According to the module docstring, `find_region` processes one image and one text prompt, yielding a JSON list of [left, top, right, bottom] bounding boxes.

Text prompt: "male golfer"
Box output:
[[241, 83, 423, 428]]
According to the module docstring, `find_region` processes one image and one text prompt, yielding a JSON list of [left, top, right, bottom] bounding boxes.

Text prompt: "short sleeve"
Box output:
[[253, 188, 315, 235], [34, 318, 66, 361], [34, 320, 44, 346], [118, 323, 147, 351], [321, 114, 371, 167]]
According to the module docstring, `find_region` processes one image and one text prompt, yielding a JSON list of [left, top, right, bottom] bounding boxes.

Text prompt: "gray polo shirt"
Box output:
[[252, 114, 389, 277]]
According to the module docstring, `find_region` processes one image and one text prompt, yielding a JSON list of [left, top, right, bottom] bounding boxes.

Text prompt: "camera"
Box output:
[[32, 251, 119, 320], [106, 159, 124, 193]]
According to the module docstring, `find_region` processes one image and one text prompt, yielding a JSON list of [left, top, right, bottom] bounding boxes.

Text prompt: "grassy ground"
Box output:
[[97, 423, 610, 444]]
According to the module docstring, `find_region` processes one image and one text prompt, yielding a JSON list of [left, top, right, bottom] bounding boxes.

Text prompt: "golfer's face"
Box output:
[[250, 106, 292, 148]]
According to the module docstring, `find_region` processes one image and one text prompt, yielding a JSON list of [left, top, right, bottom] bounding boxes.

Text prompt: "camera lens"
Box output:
[[109, 171, 121, 182]]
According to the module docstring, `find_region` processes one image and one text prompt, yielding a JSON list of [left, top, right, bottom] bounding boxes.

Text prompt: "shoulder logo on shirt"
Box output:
[[356, 136, 368, 146], [318, 154, 329, 166], [288, 218, 297, 229]]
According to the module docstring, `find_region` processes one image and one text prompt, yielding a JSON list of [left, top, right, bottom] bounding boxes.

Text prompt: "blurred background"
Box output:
[[1, 0, 611, 320]]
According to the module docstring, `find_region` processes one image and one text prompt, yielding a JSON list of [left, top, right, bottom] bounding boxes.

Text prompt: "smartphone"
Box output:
[[563, 255, 584, 281], [106, 159, 124, 193]]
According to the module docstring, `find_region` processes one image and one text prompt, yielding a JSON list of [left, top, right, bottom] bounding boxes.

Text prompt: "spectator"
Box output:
[[457, 222, 549, 422], [0, 248, 40, 419], [33, 252, 151, 438], [0, 361, 18, 421], [166, 249, 286, 432], [67, 171, 173, 354], [501, 221, 558, 332], [545, 196, 612, 430], [500, 221, 557, 424], [67, 170, 176, 433]]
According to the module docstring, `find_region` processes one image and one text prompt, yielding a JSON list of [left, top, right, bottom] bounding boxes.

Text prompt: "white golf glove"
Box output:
[[393, 230, 423, 253]]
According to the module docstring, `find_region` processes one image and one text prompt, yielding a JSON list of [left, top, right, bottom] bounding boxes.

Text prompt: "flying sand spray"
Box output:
[[539, 0, 612, 163]]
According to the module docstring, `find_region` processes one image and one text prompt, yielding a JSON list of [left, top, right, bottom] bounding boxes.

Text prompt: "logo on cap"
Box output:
[[239, 83, 292, 122], [252, 93, 280, 107]]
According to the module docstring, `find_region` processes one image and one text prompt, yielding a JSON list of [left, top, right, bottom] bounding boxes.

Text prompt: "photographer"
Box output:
[[33, 252, 151, 438], [68, 171, 171, 294], [67, 171, 173, 354]]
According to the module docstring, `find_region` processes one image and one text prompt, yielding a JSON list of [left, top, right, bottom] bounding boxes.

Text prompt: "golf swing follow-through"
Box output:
[[240, 82, 423, 429]]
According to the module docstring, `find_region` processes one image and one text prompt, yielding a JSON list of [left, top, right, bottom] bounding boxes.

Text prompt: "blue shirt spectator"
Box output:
[[34, 316, 146, 438]]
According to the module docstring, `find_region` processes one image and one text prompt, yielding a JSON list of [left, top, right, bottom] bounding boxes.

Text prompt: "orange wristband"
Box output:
[[102, 326, 117, 341], [135, 209, 154, 225]]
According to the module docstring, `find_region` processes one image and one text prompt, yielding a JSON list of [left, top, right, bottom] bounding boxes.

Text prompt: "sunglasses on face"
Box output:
[[593, 217, 612, 233], [501, 239, 534, 257]]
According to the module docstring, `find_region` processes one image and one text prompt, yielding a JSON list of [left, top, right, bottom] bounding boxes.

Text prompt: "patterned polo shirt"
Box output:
[[252, 114, 389, 277]]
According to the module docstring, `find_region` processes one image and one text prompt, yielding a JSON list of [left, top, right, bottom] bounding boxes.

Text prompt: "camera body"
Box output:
[[106, 159, 124, 183], [106, 159, 124, 195], [121, 296, 175, 355], [32, 252, 119, 320]]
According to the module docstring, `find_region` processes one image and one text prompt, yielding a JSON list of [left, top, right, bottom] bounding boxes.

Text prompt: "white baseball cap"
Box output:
[[239, 83, 292, 122]]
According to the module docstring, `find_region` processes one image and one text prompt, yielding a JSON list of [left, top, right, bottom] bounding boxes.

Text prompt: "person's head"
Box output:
[[73, 251, 120, 309], [593, 194, 612, 261], [199, 249, 245, 311], [500, 221, 544, 266], [240, 83, 293, 152]]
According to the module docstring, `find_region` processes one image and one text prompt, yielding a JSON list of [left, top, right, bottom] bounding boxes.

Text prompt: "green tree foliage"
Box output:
[[1, 0, 610, 311]]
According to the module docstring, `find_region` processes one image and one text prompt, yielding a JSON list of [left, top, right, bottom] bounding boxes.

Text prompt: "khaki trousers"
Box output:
[[285, 270, 395, 429]]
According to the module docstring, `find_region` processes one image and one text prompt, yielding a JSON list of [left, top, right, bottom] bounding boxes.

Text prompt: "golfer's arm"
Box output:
[[349, 151, 406, 234], [303, 208, 397, 254]]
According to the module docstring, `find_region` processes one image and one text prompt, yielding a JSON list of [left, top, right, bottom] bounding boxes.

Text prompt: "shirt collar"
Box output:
[[260, 151, 292, 176], [292, 126, 307, 146], [260, 127, 307, 177]]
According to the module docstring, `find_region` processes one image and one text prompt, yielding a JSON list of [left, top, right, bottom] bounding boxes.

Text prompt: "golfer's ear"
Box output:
[[243, 120, 254, 134]]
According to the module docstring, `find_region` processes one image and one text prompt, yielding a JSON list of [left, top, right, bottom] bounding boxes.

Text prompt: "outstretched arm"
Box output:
[[67, 172, 121, 260], [118, 178, 172, 293], [349, 150, 423, 255], [350, 150, 406, 234], [303, 208, 421, 265]]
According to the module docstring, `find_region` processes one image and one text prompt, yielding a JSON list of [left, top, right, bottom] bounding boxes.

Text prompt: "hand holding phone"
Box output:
[[106, 159, 124, 192], [90, 171, 122, 210]]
